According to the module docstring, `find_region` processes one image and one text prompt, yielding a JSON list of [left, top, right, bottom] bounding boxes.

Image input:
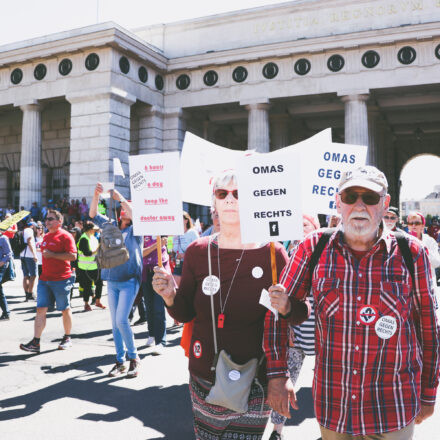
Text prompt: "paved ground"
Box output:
[[0, 265, 439, 439]]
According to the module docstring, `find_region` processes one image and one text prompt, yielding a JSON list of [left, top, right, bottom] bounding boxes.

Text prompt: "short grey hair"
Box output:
[[211, 170, 237, 211]]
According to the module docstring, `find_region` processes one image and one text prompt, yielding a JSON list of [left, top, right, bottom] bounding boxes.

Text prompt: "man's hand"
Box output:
[[43, 250, 55, 259], [415, 404, 434, 424], [267, 377, 297, 418], [152, 266, 177, 307], [268, 284, 291, 316]]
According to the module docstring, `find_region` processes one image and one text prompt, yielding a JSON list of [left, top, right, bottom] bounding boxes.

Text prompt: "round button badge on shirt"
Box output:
[[252, 266, 263, 279]]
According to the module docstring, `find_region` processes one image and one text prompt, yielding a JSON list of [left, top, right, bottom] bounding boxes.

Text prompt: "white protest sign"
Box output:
[[113, 157, 125, 178], [181, 132, 246, 206], [129, 152, 184, 236], [298, 142, 368, 215], [236, 150, 303, 244]]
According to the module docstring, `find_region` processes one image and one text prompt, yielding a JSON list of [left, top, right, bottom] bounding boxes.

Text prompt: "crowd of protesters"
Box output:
[[1, 167, 440, 439]]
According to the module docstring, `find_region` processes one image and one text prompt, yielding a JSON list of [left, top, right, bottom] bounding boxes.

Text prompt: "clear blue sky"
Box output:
[[0, 0, 438, 200]]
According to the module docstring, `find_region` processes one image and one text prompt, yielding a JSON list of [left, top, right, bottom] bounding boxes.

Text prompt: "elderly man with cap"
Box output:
[[383, 206, 401, 232], [269, 165, 439, 439], [20, 221, 38, 301]]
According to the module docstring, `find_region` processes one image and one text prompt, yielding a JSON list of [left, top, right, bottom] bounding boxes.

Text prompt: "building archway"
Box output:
[[399, 153, 440, 218]]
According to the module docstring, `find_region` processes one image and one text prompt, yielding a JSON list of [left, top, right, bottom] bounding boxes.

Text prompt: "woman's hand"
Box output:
[[268, 284, 291, 316], [153, 266, 177, 307]]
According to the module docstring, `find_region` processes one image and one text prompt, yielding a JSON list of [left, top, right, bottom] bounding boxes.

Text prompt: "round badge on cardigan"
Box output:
[[375, 316, 397, 339], [228, 370, 241, 381], [252, 266, 263, 278], [357, 305, 378, 325], [193, 340, 202, 358], [202, 275, 220, 296]]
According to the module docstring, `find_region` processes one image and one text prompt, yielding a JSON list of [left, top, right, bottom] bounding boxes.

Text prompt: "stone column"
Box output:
[[242, 100, 271, 152], [137, 104, 164, 154], [163, 108, 186, 152], [67, 88, 136, 200], [19, 102, 42, 208], [367, 108, 381, 167], [341, 94, 369, 147], [270, 114, 290, 151]]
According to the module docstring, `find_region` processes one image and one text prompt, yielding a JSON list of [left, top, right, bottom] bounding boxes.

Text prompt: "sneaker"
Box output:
[[151, 344, 165, 356], [126, 358, 140, 378], [0, 314, 10, 321], [58, 335, 72, 350], [19, 339, 40, 353], [146, 336, 155, 347], [84, 303, 92, 312], [269, 432, 283, 440], [108, 362, 126, 377]]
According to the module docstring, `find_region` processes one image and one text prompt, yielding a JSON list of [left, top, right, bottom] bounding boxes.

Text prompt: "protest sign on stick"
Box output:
[[0, 211, 30, 231], [129, 152, 184, 266], [236, 150, 303, 286]]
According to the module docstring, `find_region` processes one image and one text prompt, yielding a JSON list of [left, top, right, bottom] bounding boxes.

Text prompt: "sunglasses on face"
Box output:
[[214, 189, 238, 200], [384, 215, 397, 220], [45, 217, 57, 222], [407, 221, 423, 226], [340, 190, 382, 206]]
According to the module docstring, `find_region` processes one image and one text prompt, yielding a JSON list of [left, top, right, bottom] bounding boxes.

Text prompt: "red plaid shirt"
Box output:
[[280, 228, 439, 436]]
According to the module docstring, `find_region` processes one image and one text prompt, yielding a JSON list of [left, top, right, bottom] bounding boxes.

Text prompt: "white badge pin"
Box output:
[[375, 315, 397, 340], [202, 275, 220, 296], [228, 370, 241, 381], [252, 266, 263, 279]]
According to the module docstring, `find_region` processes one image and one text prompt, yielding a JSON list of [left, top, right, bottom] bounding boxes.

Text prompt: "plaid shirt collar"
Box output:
[[329, 222, 393, 256]]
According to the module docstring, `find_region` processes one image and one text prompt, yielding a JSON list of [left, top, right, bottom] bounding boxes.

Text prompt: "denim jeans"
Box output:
[[143, 270, 166, 345], [0, 265, 8, 316], [107, 278, 139, 363]]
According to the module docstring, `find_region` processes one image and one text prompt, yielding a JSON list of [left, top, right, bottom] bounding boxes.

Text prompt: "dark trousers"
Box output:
[[143, 269, 166, 345], [77, 268, 103, 303], [0, 265, 9, 316]]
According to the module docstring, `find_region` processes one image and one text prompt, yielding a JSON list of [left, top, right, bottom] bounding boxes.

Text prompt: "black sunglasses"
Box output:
[[384, 215, 398, 220], [45, 217, 57, 222], [214, 189, 238, 200], [340, 191, 382, 206]]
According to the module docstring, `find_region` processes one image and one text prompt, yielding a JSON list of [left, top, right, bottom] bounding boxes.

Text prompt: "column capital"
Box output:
[[339, 93, 370, 103], [163, 107, 189, 120], [14, 100, 42, 112], [66, 87, 136, 106], [240, 98, 271, 110]]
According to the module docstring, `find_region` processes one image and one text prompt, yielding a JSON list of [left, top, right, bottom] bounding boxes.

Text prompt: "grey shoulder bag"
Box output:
[[205, 236, 264, 413]]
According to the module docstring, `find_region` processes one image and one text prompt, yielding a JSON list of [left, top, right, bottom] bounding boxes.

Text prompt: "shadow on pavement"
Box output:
[[0, 373, 194, 439], [285, 387, 315, 426]]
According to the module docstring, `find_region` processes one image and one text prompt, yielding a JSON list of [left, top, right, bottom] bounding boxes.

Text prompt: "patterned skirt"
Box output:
[[189, 374, 271, 440]]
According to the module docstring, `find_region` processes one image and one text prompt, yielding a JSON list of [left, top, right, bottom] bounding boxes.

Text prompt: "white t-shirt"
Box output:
[[35, 235, 43, 265], [20, 227, 36, 258]]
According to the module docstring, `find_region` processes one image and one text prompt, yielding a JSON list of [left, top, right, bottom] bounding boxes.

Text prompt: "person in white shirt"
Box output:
[[20, 222, 38, 301]]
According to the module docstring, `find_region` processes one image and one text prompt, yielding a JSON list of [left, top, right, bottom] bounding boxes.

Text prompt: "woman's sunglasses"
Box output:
[[214, 189, 238, 200], [407, 221, 423, 226], [340, 190, 382, 206]]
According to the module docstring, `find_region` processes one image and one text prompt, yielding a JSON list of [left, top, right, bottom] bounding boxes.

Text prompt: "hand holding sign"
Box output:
[[268, 284, 291, 316], [152, 266, 176, 307]]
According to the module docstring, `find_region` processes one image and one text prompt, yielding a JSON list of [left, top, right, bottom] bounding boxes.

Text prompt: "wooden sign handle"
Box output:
[[157, 235, 163, 267], [270, 241, 277, 285]]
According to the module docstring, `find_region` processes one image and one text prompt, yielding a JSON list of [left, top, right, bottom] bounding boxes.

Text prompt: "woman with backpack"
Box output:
[[89, 183, 143, 378]]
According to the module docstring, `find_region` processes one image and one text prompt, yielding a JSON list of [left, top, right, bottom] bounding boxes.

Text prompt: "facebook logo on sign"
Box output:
[[269, 221, 279, 237]]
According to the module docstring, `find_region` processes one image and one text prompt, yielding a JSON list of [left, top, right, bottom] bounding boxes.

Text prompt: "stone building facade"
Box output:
[[0, 0, 439, 211]]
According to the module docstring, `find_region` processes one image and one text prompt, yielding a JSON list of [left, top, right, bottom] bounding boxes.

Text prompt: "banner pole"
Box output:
[[157, 236, 163, 267], [270, 241, 277, 285]]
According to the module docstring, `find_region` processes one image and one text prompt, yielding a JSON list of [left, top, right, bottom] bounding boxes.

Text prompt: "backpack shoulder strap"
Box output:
[[309, 228, 335, 280], [394, 231, 415, 286]]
